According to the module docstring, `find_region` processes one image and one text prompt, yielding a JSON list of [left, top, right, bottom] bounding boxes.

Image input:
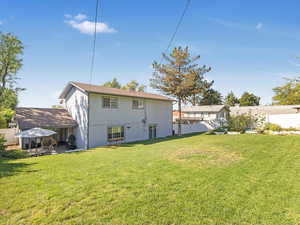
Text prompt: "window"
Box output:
[[103, 96, 118, 108], [107, 126, 124, 141], [132, 99, 144, 109]]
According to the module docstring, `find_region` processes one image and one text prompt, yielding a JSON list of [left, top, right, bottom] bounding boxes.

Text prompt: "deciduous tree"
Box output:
[[199, 88, 223, 105], [224, 91, 239, 106], [0, 33, 23, 90], [239, 92, 260, 106], [272, 77, 300, 105]]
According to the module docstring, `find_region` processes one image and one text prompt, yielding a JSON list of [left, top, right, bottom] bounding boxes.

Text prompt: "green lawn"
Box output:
[[1, 134, 300, 225]]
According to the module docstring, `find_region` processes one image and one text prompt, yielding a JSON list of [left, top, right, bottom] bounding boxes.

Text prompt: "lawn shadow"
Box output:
[[104, 132, 206, 149], [0, 151, 37, 178]]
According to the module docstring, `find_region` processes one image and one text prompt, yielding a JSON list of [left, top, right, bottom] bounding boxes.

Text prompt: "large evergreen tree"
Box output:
[[151, 46, 211, 135], [272, 77, 300, 105]]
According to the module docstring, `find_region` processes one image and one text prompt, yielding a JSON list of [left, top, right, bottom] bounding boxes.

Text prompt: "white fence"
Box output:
[[267, 113, 300, 129], [173, 121, 215, 135], [0, 128, 18, 146]]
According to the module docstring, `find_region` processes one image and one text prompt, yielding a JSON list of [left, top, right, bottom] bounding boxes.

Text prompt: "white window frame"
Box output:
[[132, 99, 144, 109], [102, 96, 118, 109], [107, 126, 125, 141]]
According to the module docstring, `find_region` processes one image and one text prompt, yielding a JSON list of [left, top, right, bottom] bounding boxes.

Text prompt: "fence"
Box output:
[[173, 121, 214, 135], [0, 128, 19, 146]]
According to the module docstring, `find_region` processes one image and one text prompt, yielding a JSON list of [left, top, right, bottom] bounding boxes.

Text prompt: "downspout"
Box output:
[[87, 92, 90, 149]]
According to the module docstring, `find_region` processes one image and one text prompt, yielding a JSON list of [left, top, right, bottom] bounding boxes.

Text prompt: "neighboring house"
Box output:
[[180, 105, 228, 122], [14, 108, 78, 149], [173, 105, 228, 134], [59, 81, 174, 149], [230, 105, 300, 129]]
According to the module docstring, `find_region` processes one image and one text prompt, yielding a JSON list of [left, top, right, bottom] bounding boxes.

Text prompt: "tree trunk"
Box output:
[[178, 96, 182, 136], [192, 94, 196, 106]]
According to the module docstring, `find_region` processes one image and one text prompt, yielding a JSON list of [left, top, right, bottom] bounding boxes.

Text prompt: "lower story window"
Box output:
[[108, 126, 125, 141]]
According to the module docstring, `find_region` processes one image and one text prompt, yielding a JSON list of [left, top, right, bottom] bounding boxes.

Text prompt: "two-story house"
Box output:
[[179, 105, 228, 122], [59, 82, 173, 149]]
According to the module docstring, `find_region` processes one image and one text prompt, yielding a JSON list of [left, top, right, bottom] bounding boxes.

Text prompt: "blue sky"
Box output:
[[1, 0, 300, 107]]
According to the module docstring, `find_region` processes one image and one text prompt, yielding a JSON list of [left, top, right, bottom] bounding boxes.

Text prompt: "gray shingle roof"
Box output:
[[15, 108, 77, 130], [230, 105, 300, 115], [59, 82, 174, 101], [182, 105, 226, 113]]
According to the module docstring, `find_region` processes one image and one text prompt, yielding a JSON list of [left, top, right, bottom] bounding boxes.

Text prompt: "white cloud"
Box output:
[[64, 14, 72, 19], [74, 13, 87, 21], [256, 22, 263, 30], [64, 14, 117, 35]]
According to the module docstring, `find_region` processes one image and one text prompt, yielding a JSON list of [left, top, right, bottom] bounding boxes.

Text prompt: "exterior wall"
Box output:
[[88, 93, 173, 148], [64, 87, 88, 149], [267, 113, 300, 129]]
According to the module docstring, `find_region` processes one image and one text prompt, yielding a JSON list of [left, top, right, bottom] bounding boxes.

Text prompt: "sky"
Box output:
[[1, 0, 300, 107]]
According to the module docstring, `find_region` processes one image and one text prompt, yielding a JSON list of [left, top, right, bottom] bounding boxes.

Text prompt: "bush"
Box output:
[[227, 114, 254, 133], [214, 127, 227, 132], [0, 135, 5, 151], [264, 123, 282, 131]]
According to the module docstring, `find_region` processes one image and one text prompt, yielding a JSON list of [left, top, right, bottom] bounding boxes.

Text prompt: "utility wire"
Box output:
[[161, 0, 191, 62], [89, 0, 100, 84]]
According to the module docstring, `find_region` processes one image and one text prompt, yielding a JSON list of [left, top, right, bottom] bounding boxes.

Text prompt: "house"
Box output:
[[59, 81, 174, 149], [14, 107, 78, 149], [173, 105, 228, 134], [230, 105, 300, 129], [180, 105, 228, 122]]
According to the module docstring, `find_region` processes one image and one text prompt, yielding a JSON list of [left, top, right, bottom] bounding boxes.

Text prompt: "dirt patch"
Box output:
[[167, 148, 242, 168]]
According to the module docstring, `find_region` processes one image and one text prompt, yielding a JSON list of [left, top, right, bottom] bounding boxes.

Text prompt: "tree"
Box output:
[[0, 33, 24, 90], [0, 88, 17, 109], [103, 77, 121, 89], [52, 105, 64, 109], [151, 46, 211, 135], [239, 92, 260, 106], [122, 80, 146, 92], [199, 88, 223, 105], [272, 77, 300, 105], [224, 91, 239, 106], [102, 78, 146, 92]]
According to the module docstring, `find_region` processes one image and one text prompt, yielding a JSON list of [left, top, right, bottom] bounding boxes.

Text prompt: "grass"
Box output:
[[0, 134, 300, 225]]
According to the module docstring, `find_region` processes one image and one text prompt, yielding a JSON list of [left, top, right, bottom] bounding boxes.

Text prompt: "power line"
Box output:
[[89, 0, 100, 84], [161, 0, 192, 61]]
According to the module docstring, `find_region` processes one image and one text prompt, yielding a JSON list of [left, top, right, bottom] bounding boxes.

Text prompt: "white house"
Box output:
[[59, 81, 174, 149], [173, 105, 228, 134]]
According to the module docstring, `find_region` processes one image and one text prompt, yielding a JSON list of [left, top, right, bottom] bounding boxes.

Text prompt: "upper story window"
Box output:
[[132, 99, 144, 109], [103, 96, 118, 109]]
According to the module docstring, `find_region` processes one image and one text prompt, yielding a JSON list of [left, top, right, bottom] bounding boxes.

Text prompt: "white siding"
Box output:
[[88, 93, 172, 148], [267, 113, 300, 129], [64, 87, 88, 149]]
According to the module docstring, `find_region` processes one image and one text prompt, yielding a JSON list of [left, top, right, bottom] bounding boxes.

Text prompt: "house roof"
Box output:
[[59, 81, 174, 101], [15, 108, 77, 130], [182, 105, 226, 113], [230, 105, 300, 115]]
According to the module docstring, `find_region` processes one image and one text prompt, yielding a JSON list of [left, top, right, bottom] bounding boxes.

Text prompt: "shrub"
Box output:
[[0, 135, 5, 151], [227, 114, 254, 133], [264, 123, 282, 131]]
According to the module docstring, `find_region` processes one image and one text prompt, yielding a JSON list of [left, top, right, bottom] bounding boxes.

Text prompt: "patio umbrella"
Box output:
[[16, 127, 56, 138]]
